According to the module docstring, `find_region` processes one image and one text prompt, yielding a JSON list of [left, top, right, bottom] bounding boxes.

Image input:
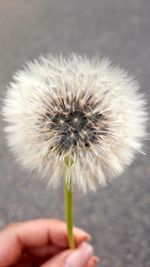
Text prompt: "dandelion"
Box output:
[[2, 54, 147, 248]]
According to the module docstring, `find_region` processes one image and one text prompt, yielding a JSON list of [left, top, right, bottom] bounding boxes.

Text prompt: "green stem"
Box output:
[[64, 157, 75, 249]]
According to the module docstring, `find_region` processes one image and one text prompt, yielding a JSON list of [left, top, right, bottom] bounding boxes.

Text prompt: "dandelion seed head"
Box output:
[[2, 54, 148, 192]]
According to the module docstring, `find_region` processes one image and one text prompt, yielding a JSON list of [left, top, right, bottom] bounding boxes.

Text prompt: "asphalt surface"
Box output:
[[0, 1, 150, 266]]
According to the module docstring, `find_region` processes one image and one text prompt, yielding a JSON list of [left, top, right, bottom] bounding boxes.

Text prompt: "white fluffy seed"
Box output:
[[2, 54, 148, 193]]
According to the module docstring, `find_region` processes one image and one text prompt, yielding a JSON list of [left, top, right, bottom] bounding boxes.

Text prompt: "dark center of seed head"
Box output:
[[52, 110, 87, 132], [50, 109, 100, 152], [67, 111, 87, 130]]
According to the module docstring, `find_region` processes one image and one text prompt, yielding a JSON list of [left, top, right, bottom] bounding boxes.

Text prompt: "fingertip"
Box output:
[[74, 227, 92, 244], [87, 256, 100, 267], [64, 242, 93, 267]]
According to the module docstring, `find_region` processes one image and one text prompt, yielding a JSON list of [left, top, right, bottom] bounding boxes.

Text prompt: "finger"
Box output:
[[40, 249, 71, 267], [45, 219, 92, 247], [28, 244, 63, 257], [86, 256, 100, 267], [0, 219, 91, 267], [3, 219, 91, 247], [41, 242, 93, 267], [14, 255, 100, 267]]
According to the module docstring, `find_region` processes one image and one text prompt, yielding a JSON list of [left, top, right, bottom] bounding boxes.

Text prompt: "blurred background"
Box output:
[[0, 1, 150, 266]]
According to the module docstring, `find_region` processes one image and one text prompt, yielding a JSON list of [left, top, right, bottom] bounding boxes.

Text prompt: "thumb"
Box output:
[[41, 242, 93, 267]]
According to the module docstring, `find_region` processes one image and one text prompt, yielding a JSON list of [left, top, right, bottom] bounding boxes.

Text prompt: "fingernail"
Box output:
[[65, 242, 93, 267]]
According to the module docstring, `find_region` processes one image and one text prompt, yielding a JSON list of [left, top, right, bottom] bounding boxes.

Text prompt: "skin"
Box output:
[[0, 219, 99, 267]]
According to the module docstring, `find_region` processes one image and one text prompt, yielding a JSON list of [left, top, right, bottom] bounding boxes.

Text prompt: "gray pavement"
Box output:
[[0, 1, 150, 266]]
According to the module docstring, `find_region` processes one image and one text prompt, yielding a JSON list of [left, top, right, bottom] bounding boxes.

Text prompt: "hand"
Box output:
[[0, 219, 99, 267]]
